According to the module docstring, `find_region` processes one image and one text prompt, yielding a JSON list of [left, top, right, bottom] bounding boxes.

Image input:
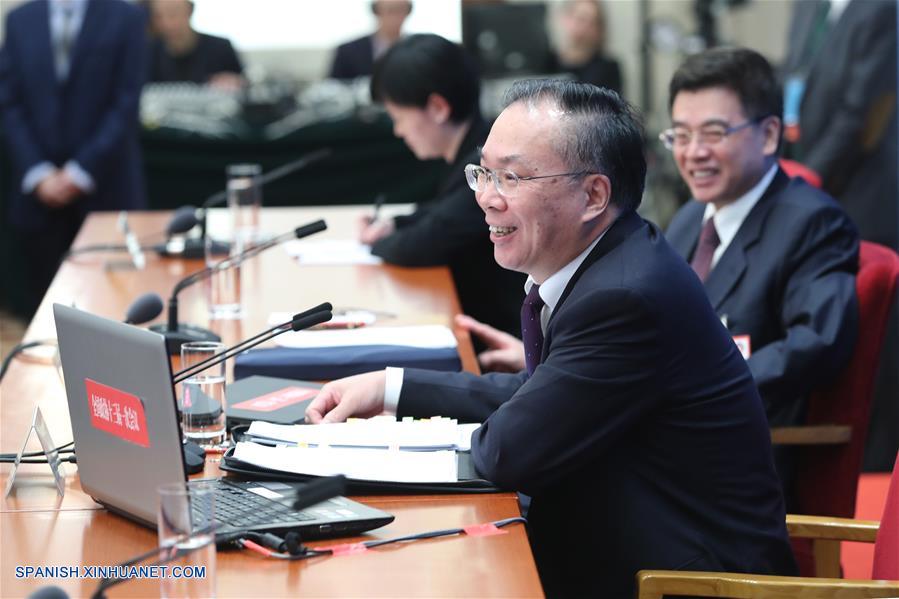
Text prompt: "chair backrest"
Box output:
[[779, 158, 823, 188], [797, 242, 899, 519], [872, 451, 899, 580]]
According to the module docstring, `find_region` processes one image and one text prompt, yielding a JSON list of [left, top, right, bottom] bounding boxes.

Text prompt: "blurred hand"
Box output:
[[207, 72, 245, 92], [305, 370, 388, 424], [455, 314, 526, 373], [35, 170, 77, 208], [358, 217, 395, 245]]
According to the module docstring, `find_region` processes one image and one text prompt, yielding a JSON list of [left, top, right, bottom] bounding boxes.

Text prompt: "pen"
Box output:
[[372, 193, 386, 222]]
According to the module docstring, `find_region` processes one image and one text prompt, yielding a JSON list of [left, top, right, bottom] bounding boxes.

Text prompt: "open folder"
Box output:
[[221, 418, 500, 494]]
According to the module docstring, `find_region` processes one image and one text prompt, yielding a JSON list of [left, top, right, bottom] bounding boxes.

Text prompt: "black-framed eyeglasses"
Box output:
[[464, 164, 593, 198], [658, 117, 767, 150]]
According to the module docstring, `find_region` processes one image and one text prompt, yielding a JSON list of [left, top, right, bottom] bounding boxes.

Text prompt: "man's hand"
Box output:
[[35, 170, 79, 208], [358, 216, 395, 245], [455, 314, 526, 373], [305, 370, 388, 423]]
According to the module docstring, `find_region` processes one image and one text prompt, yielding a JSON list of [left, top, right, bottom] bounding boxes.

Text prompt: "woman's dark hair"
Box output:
[[371, 34, 480, 123]]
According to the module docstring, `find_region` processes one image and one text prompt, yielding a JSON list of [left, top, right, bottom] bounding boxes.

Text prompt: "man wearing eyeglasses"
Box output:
[[308, 79, 796, 597], [663, 47, 859, 510]]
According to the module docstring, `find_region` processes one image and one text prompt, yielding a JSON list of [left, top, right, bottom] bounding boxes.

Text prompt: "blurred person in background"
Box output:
[[546, 0, 622, 94], [329, 0, 412, 80], [148, 0, 244, 90], [359, 34, 526, 337], [0, 0, 148, 316], [782, 0, 898, 472]]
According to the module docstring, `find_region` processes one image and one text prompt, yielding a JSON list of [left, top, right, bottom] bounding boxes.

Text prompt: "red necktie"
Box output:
[[690, 218, 720, 282]]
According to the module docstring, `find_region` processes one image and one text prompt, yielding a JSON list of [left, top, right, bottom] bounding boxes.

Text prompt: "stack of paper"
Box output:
[[245, 417, 479, 451], [283, 239, 383, 265], [233, 417, 482, 483], [233, 442, 459, 483], [268, 325, 458, 350]]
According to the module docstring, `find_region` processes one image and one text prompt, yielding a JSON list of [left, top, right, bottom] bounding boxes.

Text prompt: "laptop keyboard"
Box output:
[[192, 481, 315, 529]]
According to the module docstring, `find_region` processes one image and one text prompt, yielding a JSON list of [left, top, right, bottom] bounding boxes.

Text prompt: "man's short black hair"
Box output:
[[503, 79, 646, 211], [371, 34, 480, 124], [668, 47, 783, 123]]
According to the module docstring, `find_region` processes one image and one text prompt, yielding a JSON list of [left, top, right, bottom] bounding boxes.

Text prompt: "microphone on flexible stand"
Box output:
[[172, 305, 333, 384], [149, 219, 327, 354], [156, 148, 332, 259], [0, 293, 165, 383], [170, 306, 332, 430]]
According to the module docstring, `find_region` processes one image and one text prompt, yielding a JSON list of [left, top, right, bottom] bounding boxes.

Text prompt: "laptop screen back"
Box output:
[[54, 304, 188, 525]]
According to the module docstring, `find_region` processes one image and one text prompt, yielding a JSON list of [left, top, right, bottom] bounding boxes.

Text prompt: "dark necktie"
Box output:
[[521, 284, 545, 376], [690, 218, 720, 282]]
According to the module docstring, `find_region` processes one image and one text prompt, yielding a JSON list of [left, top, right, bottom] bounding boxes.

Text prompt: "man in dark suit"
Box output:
[[308, 79, 796, 597], [359, 34, 524, 336], [329, 0, 411, 80], [664, 48, 859, 507], [0, 0, 148, 314], [782, 0, 898, 473], [148, 0, 244, 89]]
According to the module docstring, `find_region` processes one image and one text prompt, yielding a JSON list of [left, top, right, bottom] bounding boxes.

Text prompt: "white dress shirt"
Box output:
[[701, 163, 778, 269]]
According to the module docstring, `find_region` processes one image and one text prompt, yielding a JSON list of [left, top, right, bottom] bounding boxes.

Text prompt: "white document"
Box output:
[[246, 417, 469, 451], [233, 441, 459, 483], [283, 239, 383, 265], [272, 324, 458, 349]]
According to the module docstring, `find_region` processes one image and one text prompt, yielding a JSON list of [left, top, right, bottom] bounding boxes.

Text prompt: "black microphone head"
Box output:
[[293, 220, 327, 239], [124, 292, 164, 325], [291, 310, 332, 331], [167, 206, 200, 236]]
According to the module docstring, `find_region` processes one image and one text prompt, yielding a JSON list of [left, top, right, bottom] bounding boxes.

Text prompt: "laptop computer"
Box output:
[[53, 303, 394, 541]]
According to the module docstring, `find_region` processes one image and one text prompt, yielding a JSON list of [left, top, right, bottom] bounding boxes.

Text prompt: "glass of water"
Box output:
[[157, 481, 217, 599], [179, 341, 226, 447], [226, 163, 262, 243]]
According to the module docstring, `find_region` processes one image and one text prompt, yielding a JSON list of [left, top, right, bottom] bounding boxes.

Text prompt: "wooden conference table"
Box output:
[[0, 207, 542, 598]]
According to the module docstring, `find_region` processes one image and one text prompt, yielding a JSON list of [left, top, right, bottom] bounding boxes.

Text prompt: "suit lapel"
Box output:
[[65, 0, 101, 84], [551, 210, 644, 321], [669, 202, 704, 260], [704, 170, 789, 310], [30, 1, 58, 86]]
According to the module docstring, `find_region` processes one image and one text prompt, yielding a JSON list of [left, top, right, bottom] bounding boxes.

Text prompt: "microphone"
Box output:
[[1, 293, 166, 383], [156, 148, 332, 259], [124, 292, 164, 325], [149, 219, 328, 354], [172, 306, 332, 384]]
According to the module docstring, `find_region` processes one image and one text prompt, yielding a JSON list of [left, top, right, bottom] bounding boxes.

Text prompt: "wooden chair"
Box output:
[[769, 241, 899, 576], [637, 451, 899, 598]]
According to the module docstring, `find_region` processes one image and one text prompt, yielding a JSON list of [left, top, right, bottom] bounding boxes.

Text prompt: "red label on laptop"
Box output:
[[231, 387, 318, 413], [84, 378, 150, 447]]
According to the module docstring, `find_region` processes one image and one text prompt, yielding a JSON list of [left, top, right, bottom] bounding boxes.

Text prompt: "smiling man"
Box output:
[[307, 79, 796, 597], [664, 48, 859, 510]]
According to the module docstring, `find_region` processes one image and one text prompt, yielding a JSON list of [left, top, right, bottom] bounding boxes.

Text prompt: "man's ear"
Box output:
[[582, 174, 612, 222], [762, 115, 781, 157], [425, 93, 452, 125]]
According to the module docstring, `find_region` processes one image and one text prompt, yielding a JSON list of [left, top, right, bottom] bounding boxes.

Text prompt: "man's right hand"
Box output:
[[455, 314, 526, 373], [305, 370, 388, 423], [35, 171, 70, 208]]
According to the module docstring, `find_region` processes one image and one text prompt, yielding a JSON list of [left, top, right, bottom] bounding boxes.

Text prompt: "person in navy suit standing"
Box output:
[[307, 79, 796, 597], [329, 0, 411, 80], [663, 48, 859, 508], [0, 0, 148, 315]]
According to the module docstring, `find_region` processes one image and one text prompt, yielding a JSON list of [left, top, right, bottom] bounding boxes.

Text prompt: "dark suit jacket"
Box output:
[[370, 119, 526, 335], [329, 35, 375, 80], [546, 50, 622, 94], [783, 0, 897, 248], [398, 211, 796, 597], [0, 0, 147, 231], [149, 33, 243, 84], [666, 169, 859, 430]]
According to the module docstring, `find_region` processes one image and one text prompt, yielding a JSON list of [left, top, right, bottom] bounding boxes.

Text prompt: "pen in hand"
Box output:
[[371, 193, 386, 222]]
